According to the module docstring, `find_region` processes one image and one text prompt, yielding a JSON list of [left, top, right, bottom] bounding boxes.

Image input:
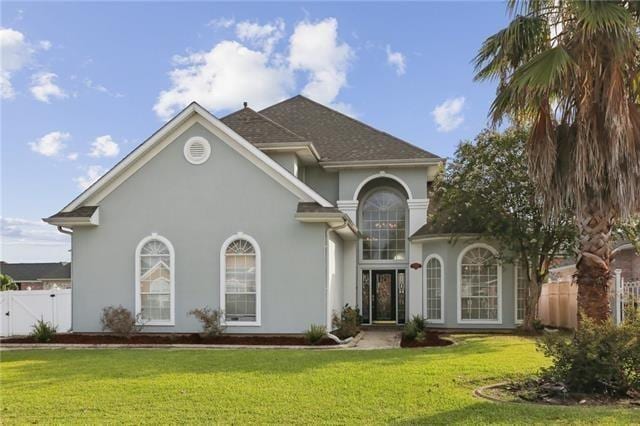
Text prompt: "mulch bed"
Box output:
[[478, 381, 640, 408], [1, 333, 339, 346], [400, 332, 453, 348]]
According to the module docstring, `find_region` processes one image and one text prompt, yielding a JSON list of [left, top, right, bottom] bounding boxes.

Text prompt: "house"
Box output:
[[44, 95, 524, 333], [0, 262, 71, 290], [550, 242, 640, 283]]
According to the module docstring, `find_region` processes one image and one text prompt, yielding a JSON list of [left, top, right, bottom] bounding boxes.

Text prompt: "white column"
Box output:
[[407, 199, 429, 235], [408, 242, 423, 318], [337, 200, 359, 223]]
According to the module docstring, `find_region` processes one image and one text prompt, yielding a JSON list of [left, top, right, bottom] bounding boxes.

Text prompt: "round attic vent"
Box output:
[[184, 137, 211, 165]]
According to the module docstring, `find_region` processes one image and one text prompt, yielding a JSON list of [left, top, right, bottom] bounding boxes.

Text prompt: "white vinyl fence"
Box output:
[[612, 269, 640, 325], [0, 289, 71, 337]]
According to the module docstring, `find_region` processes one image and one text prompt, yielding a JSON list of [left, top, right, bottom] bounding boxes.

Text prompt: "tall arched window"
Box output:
[[515, 263, 528, 323], [135, 234, 175, 325], [458, 245, 501, 323], [361, 189, 407, 260], [424, 255, 444, 322], [220, 233, 261, 326]]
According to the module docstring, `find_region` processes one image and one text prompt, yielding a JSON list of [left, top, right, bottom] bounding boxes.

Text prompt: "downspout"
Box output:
[[325, 219, 352, 344], [57, 226, 73, 235]]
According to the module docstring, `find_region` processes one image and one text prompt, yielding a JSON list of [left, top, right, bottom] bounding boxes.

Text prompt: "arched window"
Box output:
[[424, 255, 444, 322], [458, 245, 501, 323], [135, 234, 175, 325], [220, 233, 261, 326], [360, 189, 407, 260], [515, 263, 528, 323]]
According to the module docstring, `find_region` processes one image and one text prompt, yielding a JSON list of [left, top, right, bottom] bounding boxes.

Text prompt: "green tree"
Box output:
[[431, 128, 576, 331], [0, 273, 18, 291], [474, 1, 640, 322]]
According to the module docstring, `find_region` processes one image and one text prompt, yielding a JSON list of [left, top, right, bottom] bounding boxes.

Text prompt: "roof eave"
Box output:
[[320, 158, 445, 170], [43, 208, 100, 227]]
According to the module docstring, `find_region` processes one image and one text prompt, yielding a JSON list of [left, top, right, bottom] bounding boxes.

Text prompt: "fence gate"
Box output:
[[0, 289, 71, 337], [613, 269, 640, 325]]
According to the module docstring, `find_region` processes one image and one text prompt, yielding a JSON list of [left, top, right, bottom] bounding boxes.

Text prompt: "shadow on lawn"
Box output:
[[1, 334, 513, 383], [392, 400, 636, 424]]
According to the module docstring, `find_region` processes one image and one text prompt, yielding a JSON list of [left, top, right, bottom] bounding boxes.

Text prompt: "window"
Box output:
[[220, 234, 261, 325], [135, 234, 175, 325], [361, 189, 406, 260], [425, 255, 443, 322], [515, 263, 528, 323], [458, 245, 501, 323]]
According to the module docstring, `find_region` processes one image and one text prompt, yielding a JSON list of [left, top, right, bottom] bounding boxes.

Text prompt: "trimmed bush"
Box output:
[[304, 324, 327, 345], [403, 315, 427, 341], [331, 304, 361, 339], [402, 322, 419, 341], [31, 318, 57, 342], [188, 307, 226, 337], [100, 306, 143, 338], [537, 315, 640, 395]]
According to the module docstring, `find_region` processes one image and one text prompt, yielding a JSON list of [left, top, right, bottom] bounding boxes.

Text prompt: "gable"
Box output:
[[53, 103, 331, 218]]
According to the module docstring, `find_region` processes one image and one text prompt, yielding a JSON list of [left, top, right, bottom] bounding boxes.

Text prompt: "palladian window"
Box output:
[[459, 246, 500, 322], [221, 234, 261, 325], [136, 235, 174, 324], [361, 189, 406, 260]]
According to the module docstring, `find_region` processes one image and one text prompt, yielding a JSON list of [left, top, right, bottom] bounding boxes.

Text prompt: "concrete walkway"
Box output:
[[354, 329, 401, 349]]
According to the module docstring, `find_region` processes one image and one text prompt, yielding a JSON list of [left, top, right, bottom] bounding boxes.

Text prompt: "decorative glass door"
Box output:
[[372, 270, 396, 322]]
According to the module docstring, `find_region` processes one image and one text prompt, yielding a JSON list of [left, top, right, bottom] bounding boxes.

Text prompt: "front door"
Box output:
[[372, 270, 396, 322]]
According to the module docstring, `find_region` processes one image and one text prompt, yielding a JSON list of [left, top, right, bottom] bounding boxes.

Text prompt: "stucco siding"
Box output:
[[420, 238, 517, 329], [303, 166, 339, 203], [338, 168, 429, 201], [72, 122, 327, 334], [327, 231, 344, 330]]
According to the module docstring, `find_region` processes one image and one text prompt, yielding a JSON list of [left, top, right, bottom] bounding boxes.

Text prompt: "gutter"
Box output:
[[56, 226, 73, 235]]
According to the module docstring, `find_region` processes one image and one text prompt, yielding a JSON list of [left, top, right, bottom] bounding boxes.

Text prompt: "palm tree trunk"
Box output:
[[575, 209, 612, 324]]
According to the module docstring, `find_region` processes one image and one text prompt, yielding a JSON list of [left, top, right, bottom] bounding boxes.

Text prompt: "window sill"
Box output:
[[457, 319, 502, 325], [224, 322, 261, 327], [138, 321, 175, 326]]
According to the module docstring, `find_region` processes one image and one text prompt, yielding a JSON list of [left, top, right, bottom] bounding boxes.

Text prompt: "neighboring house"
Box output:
[[44, 95, 524, 333], [550, 242, 640, 283], [0, 262, 71, 290]]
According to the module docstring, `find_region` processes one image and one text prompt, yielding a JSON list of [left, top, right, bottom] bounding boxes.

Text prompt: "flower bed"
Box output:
[[1, 333, 339, 346], [400, 332, 453, 348]]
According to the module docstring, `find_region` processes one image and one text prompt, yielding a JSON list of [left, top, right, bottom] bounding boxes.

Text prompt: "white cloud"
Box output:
[[29, 131, 71, 157], [30, 72, 67, 103], [432, 97, 466, 132], [208, 17, 235, 29], [289, 18, 353, 106], [154, 17, 354, 120], [84, 78, 124, 97], [74, 165, 106, 190], [153, 40, 293, 120], [0, 27, 33, 99], [386, 45, 406, 76], [89, 135, 119, 157], [235, 19, 285, 54], [1, 217, 70, 262], [39, 40, 52, 50], [67, 152, 78, 161]]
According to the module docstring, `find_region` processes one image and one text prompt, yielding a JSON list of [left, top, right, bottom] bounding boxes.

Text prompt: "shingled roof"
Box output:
[[0, 262, 71, 281], [221, 107, 309, 145], [224, 95, 440, 163]]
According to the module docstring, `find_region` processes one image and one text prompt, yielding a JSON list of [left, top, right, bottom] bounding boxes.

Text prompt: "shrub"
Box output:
[[410, 315, 426, 332], [31, 318, 57, 342], [403, 315, 427, 341], [402, 322, 419, 341], [100, 305, 143, 338], [331, 304, 361, 339], [188, 307, 226, 337], [537, 315, 640, 395], [304, 324, 327, 344]]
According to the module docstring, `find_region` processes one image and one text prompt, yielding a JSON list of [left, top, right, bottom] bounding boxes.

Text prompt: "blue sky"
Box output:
[[1, 1, 509, 262]]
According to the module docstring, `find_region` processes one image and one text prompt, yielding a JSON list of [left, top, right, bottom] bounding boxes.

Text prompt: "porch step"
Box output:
[[361, 324, 404, 331]]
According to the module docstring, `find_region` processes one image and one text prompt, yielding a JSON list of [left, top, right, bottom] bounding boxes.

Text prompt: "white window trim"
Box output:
[[423, 254, 445, 324], [135, 233, 175, 326], [220, 232, 261, 327], [456, 243, 502, 325], [514, 261, 525, 325]]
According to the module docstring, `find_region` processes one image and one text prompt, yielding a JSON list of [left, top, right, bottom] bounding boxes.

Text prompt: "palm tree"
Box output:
[[474, 1, 640, 322]]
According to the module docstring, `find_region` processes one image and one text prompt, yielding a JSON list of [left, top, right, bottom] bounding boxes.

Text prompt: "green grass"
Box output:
[[0, 335, 636, 424]]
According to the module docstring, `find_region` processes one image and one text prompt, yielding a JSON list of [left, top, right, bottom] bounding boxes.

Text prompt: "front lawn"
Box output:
[[0, 335, 635, 424]]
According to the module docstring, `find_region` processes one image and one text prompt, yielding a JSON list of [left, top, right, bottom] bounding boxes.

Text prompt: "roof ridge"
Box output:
[[222, 106, 309, 142], [262, 95, 441, 160]]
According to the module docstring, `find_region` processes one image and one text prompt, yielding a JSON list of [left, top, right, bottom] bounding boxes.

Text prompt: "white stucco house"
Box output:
[[45, 95, 526, 333]]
